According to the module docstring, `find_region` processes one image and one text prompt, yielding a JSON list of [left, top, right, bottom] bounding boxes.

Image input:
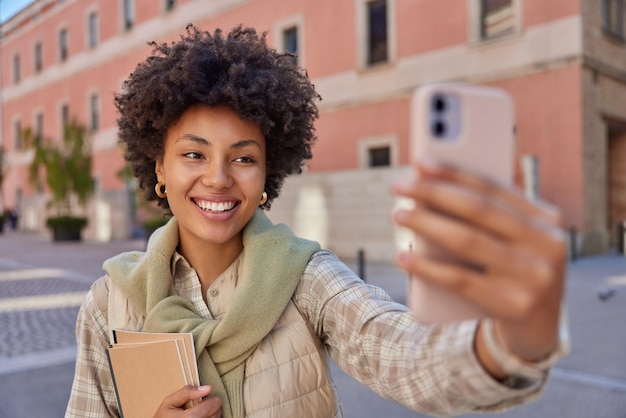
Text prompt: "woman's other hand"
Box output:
[[154, 385, 222, 418]]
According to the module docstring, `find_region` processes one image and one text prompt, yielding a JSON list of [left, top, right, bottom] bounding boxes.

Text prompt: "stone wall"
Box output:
[[580, 0, 626, 254], [267, 167, 412, 263]]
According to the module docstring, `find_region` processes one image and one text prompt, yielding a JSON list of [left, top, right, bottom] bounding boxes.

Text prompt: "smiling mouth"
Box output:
[[194, 199, 239, 213]]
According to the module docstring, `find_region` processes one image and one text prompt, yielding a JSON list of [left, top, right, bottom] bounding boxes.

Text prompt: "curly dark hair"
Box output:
[[115, 24, 320, 210]]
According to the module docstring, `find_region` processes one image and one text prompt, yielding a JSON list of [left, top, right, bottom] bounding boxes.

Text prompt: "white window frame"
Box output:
[[58, 26, 69, 62], [59, 100, 70, 139], [89, 91, 101, 132], [33, 109, 44, 145], [356, 0, 396, 69], [121, 0, 135, 32], [602, 0, 626, 39], [358, 135, 398, 168], [468, 0, 523, 44], [13, 116, 23, 150], [87, 9, 99, 49], [12, 53, 20, 83], [274, 15, 305, 67], [34, 41, 43, 73]]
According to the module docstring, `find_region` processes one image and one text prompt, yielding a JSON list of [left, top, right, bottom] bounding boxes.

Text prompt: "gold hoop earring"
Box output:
[[155, 182, 167, 198], [259, 191, 268, 206]]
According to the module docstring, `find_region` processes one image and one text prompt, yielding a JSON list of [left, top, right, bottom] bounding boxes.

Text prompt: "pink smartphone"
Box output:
[[407, 83, 516, 323]]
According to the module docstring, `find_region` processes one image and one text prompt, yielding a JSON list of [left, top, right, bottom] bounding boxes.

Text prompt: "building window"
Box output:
[[14, 119, 22, 149], [12, 53, 20, 83], [88, 12, 99, 48], [62, 104, 70, 125], [90, 94, 100, 132], [59, 28, 68, 62], [480, 0, 515, 40], [368, 146, 391, 167], [123, 0, 135, 30], [603, 0, 625, 39], [282, 26, 299, 65], [61, 103, 70, 137], [359, 136, 397, 168], [35, 112, 44, 145], [34, 42, 43, 73], [165, 0, 176, 11], [275, 17, 304, 67], [366, 0, 388, 66]]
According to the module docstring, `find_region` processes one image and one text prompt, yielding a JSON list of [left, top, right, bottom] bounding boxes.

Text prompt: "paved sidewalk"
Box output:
[[1, 229, 626, 417]]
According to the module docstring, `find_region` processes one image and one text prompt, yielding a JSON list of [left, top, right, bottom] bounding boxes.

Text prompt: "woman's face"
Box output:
[[156, 105, 266, 252]]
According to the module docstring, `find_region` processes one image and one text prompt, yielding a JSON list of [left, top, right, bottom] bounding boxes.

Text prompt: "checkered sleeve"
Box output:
[[65, 279, 120, 418], [294, 251, 548, 416]]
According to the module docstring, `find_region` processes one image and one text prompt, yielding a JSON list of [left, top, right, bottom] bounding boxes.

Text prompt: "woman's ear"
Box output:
[[155, 159, 164, 182]]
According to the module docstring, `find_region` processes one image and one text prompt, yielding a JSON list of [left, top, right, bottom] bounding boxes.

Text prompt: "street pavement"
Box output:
[[1, 229, 625, 417]]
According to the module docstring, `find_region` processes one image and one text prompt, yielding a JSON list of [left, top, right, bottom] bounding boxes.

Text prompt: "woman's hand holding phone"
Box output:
[[393, 84, 568, 372], [392, 158, 567, 366]]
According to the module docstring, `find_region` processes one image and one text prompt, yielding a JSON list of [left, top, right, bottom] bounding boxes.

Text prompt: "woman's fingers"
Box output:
[[392, 157, 567, 325], [194, 395, 223, 418], [397, 251, 555, 321], [411, 158, 563, 227], [392, 165, 567, 263], [393, 204, 560, 287], [162, 385, 211, 408], [442, 158, 563, 228], [154, 385, 222, 418]]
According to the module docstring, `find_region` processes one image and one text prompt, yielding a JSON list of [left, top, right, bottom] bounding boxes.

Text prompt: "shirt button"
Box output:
[[209, 289, 219, 297]]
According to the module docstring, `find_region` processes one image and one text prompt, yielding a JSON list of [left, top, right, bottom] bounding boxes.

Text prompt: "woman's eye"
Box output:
[[235, 156, 254, 163], [184, 152, 202, 159]]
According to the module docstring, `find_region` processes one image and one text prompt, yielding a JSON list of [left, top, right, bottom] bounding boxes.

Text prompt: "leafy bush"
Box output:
[[27, 120, 95, 216]]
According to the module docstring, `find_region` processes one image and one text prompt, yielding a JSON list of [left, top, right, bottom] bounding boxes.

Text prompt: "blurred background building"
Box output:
[[1, 0, 626, 261]]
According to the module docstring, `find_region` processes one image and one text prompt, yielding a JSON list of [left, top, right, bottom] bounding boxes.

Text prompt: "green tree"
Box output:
[[27, 120, 95, 215], [25, 119, 96, 240]]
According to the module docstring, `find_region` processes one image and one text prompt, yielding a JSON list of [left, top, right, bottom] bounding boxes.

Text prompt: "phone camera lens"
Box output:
[[432, 95, 446, 113], [432, 121, 446, 137]]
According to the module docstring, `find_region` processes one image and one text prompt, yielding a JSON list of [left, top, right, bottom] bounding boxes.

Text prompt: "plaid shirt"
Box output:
[[66, 250, 555, 417]]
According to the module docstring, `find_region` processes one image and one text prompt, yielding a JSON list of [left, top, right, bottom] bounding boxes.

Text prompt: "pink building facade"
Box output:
[[1, 0, 626, 260]]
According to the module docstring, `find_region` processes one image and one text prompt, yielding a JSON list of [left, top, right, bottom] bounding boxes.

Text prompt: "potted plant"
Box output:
[[26, 120, 96, 241]]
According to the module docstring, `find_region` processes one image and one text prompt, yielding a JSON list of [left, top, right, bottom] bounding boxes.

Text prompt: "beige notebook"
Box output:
[[106, 330, 200, 418]]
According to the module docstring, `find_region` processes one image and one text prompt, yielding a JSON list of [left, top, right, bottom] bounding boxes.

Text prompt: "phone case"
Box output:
[[410, 83, 515, 185], [406, 83, 515, 323]]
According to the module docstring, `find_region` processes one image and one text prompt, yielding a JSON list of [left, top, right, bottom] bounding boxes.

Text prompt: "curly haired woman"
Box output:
[[66, 25, 568, 418]]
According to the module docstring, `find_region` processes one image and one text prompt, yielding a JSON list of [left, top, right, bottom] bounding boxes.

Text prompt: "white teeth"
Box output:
[[196, 200, 236, 212]]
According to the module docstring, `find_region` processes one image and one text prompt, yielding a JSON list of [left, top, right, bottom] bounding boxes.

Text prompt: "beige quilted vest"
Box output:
[[94, 276, 344, 418]]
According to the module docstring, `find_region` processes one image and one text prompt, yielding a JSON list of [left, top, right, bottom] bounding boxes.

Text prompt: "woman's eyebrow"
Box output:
[[177, 135, 261, 150], [177, 133, 209, 145], [231, 139, 262, 150]]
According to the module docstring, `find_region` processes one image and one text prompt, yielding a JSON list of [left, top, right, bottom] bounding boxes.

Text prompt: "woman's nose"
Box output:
[[201, 161, 233, 189]]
